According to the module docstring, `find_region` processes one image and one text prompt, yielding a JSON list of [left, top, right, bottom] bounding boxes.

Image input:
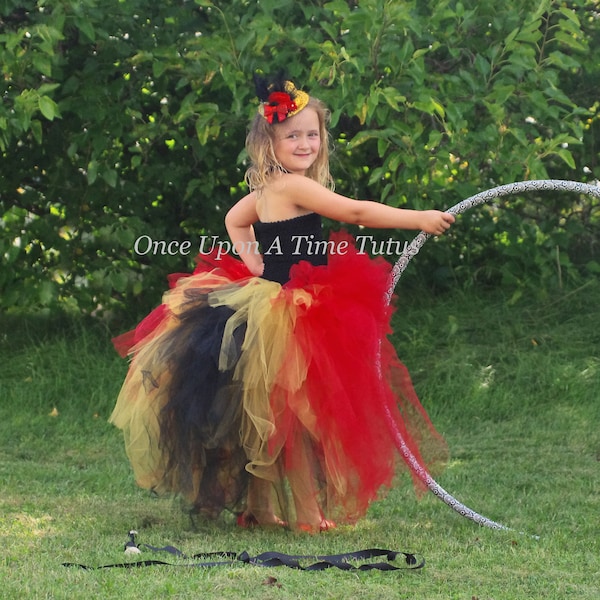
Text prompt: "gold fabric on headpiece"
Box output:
[[283, 81, 309, 117]]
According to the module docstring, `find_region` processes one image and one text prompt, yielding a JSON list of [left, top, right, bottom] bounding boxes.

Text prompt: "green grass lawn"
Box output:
[[1, 282, 598, 599]]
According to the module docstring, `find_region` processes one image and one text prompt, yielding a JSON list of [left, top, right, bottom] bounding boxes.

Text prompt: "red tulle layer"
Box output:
[[111, 232, 447, 528]]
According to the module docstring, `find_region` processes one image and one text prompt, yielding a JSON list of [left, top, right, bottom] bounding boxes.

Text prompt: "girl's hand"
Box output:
[[420, 210, 455, 236], [249, 261, 265, 277]]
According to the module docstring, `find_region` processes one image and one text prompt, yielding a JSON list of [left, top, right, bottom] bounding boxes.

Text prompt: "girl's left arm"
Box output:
[[225, 192, 264, 276]]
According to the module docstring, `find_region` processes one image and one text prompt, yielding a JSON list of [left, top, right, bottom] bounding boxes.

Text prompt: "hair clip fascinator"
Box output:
[[254, 74, 309, 124]]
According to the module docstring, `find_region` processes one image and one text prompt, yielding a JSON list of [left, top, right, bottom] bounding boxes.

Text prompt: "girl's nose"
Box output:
[[298, 136, 310, 149]]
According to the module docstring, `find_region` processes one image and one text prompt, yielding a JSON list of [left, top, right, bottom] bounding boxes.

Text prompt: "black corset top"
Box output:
[[253, 212, 328, 284]]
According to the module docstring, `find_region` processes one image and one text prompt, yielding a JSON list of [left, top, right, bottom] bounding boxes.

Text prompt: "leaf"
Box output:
[[32, 53, 53, 76], [504, 26, 520, 51], [474, 54, 490, 78], [30, 120, 43, 144], [38, 95, 59, 121], [87, 160, 98, 185], [75, 17, 96, 42], [546, 50, 582, 71], [102, 169, 118, 188], [509, 127, 529, 147], [585, 260, 600, 274], [487, 84, 515, 106], [195, 121, 210, 145], [412, 47, 431, 60], [152, 60, 167, 78], [554, 148, 576, 169], [114, 226, 137, 248], [507, 48, 537, 71], [347, 130, 375, 149], [262, 576, 281, 588], [38, 83, 61, 94], [558, 6, 580, 27], [380, 87, 406, 111], [554, 31, 587, 53], [515, 19, 542, 43], [483, 99, 505, 122], [413, 95, 445, 118], [109, 270, 129, 292]]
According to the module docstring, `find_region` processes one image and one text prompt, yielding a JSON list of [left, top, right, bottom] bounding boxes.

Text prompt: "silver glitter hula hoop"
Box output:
[[385, 179, 600, 531]]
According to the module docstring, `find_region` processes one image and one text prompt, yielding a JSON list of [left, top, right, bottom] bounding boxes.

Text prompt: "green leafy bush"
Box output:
[[1, 0, 599, 318]]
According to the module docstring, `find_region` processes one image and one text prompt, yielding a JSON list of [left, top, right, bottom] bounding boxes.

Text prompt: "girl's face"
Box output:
[[272, 108, 321, 175]]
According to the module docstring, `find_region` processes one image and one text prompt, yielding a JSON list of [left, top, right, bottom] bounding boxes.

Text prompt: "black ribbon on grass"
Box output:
[[63, 545, 424, 572]]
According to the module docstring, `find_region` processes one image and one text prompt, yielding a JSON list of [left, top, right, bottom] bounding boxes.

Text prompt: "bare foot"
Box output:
[[243, 477, 286, 527], [237, 512, 287, 528], [297, 518, 337, 534]]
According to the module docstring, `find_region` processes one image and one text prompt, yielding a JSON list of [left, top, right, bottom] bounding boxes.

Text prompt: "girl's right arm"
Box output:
[[281, 174, 455, 235], [225, 192, 265, 276]]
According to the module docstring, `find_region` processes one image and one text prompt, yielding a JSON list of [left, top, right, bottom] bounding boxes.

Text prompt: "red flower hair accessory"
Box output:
[[255, 75, 309, 124], [263, 91, 297, 124]]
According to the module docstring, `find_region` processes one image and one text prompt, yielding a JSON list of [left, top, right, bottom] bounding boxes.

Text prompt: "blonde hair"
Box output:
[[244, 96, 334, 193]]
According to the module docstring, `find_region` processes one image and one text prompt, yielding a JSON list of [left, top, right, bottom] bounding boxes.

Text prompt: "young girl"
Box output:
[[110, 75, 454, 533]]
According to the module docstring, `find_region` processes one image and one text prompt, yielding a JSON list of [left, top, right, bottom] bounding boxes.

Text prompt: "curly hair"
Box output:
[[244, 96, 334, 193]]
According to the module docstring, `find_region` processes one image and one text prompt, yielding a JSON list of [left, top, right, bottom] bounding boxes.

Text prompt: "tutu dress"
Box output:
[[110, 212, 447, 528]]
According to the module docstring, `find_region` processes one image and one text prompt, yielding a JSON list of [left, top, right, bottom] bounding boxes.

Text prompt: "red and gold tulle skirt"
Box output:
[[110, 232, 447, 529]]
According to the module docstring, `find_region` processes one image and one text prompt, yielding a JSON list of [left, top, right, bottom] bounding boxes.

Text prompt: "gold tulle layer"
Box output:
[[111, 245, 447, 528]]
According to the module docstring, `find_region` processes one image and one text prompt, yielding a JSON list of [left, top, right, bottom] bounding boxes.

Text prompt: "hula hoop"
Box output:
[[386, 179, 600, 531]]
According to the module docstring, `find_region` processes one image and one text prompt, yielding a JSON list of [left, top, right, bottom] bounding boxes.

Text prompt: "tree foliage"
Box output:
[[1, 0, 599, 318]]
